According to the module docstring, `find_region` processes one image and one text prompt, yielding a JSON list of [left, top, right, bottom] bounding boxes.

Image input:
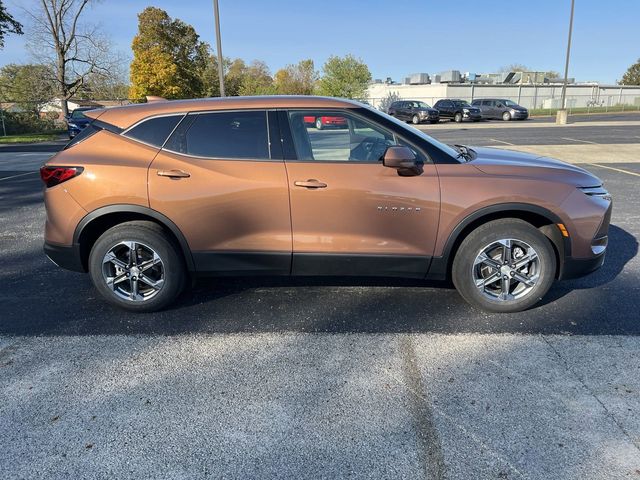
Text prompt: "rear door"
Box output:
[[148, 110, 292, 275], [280, 109, 441, 277]]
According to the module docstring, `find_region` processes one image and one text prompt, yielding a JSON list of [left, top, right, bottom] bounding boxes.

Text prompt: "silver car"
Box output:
[[471, 99, 529, 121]]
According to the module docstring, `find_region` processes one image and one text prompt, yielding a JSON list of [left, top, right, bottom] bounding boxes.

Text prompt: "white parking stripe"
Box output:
[[587, 163, 640, 177], [561, 137, 599, 144], [488, 138, 515, 146], [0, 171, 38, 181]]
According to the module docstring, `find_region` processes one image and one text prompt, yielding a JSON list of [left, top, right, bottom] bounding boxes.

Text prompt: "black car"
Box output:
[[471, 98, 529, 121], [433, 99, 482, 123], [66, 107, 95, 138], [387, 100, 440, 124]]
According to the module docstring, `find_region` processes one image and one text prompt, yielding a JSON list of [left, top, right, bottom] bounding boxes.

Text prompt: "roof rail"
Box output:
[[145, 96, 167, 103]]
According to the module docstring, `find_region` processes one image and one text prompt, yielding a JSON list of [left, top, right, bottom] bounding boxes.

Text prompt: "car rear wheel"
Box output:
[[315, 118, 323, 130], [452, 219, 556, 313], [502, 111, 512, 121], [88, 221, 186, 312], [412, 114, 420, 124], [454, 112, 463, 123]]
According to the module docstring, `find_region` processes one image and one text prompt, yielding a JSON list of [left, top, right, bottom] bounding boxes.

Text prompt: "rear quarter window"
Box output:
[[124, 115, 183, 147]]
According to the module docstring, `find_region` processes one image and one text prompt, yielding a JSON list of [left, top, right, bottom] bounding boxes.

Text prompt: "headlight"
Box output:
[[463, 108, 469, 113], [68, 123, 78, 128], [579, 186, 612, 201], [510, 109, 517, 114]]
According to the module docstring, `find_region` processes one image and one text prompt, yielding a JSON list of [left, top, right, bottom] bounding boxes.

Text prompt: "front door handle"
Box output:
[[294, 179, 327, 189], [157, 169, 190, 178]]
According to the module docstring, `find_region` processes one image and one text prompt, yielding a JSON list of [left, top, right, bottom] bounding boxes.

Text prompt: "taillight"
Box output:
[[39, 166, 84, 188]]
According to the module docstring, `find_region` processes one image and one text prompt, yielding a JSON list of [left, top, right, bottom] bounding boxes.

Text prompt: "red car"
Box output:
[[303, 115, 348, 130]]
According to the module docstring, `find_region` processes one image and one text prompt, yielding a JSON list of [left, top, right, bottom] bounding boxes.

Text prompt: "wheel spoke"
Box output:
[[513, 272, 536, 287], [500, 275, 511, 300], [500, 239, 512, 264], [138, 253, 161, 272], [475, 252, 501, 270], [127, 241, 138, 267], [129, 276, 141, 300], [514, 251, 537, 270], [475, 271, 501, 288], [106, 272, 128, 289], [139, 274, 164, 291], [103, 251, 128, 270]]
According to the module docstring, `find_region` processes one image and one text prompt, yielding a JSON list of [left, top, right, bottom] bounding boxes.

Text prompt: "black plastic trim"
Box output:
[[192, 251, 291, 276], [73, 205, 195, 272], [292, 253, 430, 278], [560, 253, 605, 280], [44, 242, 84, 272]]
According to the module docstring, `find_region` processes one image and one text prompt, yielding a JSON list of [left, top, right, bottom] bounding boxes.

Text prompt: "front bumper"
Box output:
[[44, 242, 85, 272], [463, 112, 482, 120], [560, 251, 606, 279]]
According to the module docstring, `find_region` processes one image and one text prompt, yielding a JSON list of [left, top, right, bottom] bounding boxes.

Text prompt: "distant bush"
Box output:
[[1, 112, 57, 135]]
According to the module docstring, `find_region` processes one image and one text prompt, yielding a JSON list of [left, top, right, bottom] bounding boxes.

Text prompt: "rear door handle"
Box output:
[[157, 169, 190, 178], [294, 179, 327, 189]]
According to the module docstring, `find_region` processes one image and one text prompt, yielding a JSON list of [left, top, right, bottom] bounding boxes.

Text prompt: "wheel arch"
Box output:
[[73, 205, 195, 273], [429, 203, 570, 280]]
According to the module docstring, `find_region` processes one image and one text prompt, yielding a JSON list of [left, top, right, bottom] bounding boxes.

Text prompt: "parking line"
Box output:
[[561, 137, 599, 144], [587, 163, 640, 177], [489, 138, 514, 146], [0, 171, 38, 181]]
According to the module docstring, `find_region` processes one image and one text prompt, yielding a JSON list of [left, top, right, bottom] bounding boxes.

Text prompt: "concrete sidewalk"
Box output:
[[1, 334, 639, 479]]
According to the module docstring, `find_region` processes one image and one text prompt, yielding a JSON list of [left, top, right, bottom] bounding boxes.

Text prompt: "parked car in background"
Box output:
[[471, 99, 529, 121], [66, 107, 95, 138], [387, 100, 440, 124], [303, 115, 347, 129], [41, 96, 611, 314], [433, 99, 482, 123]]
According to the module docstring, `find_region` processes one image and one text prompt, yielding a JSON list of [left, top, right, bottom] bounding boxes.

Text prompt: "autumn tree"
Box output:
[[129, 7, 208, 100], [274, 59, 317, 95], [0, 0, 22, 48], [25, 0, 120, 116], [317, 55, 371, 99], [620, 58, 640, 85]]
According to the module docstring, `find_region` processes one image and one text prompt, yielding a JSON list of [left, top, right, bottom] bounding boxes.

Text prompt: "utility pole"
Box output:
[[213, 0, 225, 97], [557, 0, 575, 124]]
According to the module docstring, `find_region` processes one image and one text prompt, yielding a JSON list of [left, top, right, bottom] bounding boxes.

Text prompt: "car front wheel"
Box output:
[[452, 219, 556, 313], [412, 114, 420, 124], [502, 111, 512, 121], [88, 221, 186, 312], [454, 112, 463, 123]]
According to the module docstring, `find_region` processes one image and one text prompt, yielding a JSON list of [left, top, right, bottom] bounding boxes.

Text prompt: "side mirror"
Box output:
[[383, 146, 423, 176]]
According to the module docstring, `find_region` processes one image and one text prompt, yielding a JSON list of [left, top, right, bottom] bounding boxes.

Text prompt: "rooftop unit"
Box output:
[[440, 70, 461, 83], [406, 73, 430, 85]]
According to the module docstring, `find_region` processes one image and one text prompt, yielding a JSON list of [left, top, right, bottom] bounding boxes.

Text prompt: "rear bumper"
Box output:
[[559, 252, 606, 280], [44, 242, 85, 272]]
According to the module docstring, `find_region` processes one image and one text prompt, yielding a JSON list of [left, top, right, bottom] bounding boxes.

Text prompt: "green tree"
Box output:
[[0, 0, 22, 48], [238, 60, 275, 96], [274, 59, 317, 95], [224, 58, 247, 96], [620, 58, 640, 85], [317, 55, 371, 99], [0, 64, 56, 113], [129, 7, 208, 100]]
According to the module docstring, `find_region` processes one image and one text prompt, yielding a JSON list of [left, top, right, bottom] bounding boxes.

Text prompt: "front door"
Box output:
[[148, 110, 292, 275], [282, 109, 441, 277]]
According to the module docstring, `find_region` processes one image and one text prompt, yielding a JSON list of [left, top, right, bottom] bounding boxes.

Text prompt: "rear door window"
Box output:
[[124, 115, 183, 147], [165, 110, 270, 159]]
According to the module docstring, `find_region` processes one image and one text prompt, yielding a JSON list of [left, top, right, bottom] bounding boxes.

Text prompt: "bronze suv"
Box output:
[[41, 96, 612, 312]]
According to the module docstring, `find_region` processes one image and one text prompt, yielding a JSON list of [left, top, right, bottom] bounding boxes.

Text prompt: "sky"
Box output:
[[2, 0, 638, 85]]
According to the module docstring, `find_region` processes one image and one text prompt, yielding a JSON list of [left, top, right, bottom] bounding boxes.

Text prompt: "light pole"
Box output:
[[213, 0, 225, 97], [557, 0, 575, 124]]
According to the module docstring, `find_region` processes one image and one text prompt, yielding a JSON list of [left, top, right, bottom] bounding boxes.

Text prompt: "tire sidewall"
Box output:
[[88, 223, 185, 312], [452, 220, 556, 313], [412, 114, 420, 124], [503, 111, 511, 121], [454, 112, 463, 123]]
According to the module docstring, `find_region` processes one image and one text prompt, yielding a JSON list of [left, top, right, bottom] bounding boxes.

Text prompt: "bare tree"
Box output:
[[24, 0, 121, 116]]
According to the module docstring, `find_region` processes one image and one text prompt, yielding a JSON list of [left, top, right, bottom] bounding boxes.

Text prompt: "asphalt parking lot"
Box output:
[[1, 118, 639, 479]]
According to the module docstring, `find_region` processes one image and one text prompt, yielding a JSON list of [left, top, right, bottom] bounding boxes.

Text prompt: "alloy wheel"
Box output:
[[101, 241, 165, 302], [472, 238, 540, 301]]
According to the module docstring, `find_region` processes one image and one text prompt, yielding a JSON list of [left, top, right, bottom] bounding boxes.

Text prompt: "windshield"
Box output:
[[71, 109, 89, 119], [368, 106, 460, 159], [503, 100, 519, 107], [452, 100, 471, 108], [415, 101, 431, 109]]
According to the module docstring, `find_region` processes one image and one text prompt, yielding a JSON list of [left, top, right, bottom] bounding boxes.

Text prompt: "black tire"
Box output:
[[88, 221, 186, 312], [412, 114, 420, 125], [502, 111, 512, 121], [452, 219, 556, 313], [315, 117, 323, 130], [454, 112, 463, 123]]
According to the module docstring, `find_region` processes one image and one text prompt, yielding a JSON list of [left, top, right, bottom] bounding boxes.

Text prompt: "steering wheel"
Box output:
[[353, 137, 392, 162]]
